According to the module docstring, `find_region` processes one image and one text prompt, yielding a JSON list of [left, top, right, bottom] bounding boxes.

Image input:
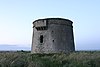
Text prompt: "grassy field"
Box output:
[[0, 51, 100, 67]]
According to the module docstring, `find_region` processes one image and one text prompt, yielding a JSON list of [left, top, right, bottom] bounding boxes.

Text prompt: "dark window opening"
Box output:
[[53, 40, 54, 42], [40, 35, 43, 43]]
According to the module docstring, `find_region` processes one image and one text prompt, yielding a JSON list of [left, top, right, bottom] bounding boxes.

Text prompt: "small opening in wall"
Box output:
[[53, 40, 54, 42], [40, 35, 43, 43], [36, 27, 47, 31], [41, 27, 43, 30]]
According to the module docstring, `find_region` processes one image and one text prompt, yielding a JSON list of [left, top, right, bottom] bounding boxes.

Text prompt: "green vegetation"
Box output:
[[0, 51, 100, 67]]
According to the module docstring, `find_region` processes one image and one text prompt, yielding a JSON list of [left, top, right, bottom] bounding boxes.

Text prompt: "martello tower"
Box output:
[[31, 18, 75, 53]]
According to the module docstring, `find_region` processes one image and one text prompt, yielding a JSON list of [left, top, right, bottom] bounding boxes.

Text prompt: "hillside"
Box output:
[[0, 51, 100, 67]]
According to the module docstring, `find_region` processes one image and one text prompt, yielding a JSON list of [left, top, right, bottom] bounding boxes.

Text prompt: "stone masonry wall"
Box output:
[[31, 18, 75, 53]]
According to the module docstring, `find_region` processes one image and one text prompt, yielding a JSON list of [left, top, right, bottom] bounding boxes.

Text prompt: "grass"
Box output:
[[0, 51, 100, 67]]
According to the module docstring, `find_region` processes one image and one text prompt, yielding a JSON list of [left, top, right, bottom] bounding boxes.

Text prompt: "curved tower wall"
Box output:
[[31, 18, 75, 53]]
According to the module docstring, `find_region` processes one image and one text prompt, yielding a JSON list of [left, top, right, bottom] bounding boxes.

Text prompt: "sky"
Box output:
[[0, 0, 100, 50]]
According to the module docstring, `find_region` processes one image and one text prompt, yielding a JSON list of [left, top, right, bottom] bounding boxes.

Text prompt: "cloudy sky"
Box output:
[[0, 0, 100, 50]]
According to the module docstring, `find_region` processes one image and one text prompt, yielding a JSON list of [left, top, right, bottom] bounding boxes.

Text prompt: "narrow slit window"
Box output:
[[53, 40, 54, 42], [40, 35, 43, 43]]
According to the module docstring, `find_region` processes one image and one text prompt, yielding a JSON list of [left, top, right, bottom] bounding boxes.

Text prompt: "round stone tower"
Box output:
[[31, 18, 75, 53]]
